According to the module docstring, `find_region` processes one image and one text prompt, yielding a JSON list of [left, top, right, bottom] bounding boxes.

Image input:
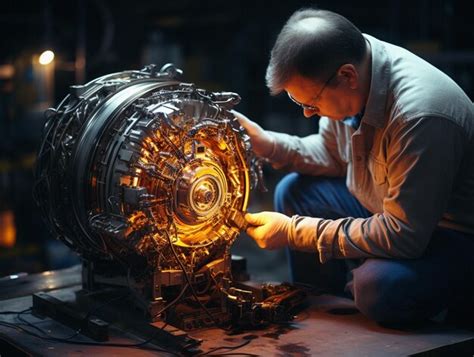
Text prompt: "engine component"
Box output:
[[34, 64, 303, 333], [35, 64, 259, 272]]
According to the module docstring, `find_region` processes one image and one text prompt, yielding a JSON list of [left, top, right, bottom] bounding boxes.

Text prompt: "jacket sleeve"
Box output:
[[265, 117, 347, 177], [289, 117, 466, 263]]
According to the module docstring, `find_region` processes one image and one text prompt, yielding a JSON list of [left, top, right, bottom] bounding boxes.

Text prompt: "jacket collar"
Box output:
[[361, 34, 391, 129]]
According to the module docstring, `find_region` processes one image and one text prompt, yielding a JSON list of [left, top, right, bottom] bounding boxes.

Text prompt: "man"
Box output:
[[234, 8, 474, 326]]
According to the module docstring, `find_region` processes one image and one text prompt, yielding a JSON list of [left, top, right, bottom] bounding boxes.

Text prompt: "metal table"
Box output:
[[1, 266, 473, 356]]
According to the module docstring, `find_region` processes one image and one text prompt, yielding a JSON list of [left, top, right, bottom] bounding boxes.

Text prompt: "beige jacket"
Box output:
[[267, 34, 474, 263]]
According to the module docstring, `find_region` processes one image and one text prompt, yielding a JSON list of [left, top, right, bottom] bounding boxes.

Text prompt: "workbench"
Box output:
[[1, 265, 473, 356]]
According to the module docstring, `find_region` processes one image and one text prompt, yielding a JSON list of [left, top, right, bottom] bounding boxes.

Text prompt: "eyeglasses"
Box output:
[[287, 71, 337, 111]]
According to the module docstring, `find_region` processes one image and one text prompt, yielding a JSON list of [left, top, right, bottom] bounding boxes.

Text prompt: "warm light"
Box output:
[[39, 50, 55, 65], [0, 210, 16, 248]]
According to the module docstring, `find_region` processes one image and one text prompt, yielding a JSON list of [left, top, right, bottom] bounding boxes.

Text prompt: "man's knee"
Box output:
[[351, 260, 438, 324], [352, 261, 397, 322]]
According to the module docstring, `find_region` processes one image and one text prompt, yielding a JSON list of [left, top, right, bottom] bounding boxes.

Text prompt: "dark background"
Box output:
[[1, 0, 472, 279]]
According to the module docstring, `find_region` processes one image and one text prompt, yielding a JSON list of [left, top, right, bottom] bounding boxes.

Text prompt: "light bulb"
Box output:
[[39, 50, 55, 65]]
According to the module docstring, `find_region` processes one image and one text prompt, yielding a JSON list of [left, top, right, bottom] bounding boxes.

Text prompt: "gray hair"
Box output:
[[266, 8, 366, 95]]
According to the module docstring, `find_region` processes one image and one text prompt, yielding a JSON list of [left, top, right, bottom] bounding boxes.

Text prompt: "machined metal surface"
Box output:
[[34, 64, 260, 274], [34, 64, 301, 331]]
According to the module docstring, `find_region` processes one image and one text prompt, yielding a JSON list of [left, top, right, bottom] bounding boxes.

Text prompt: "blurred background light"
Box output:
[[38, 50, 54, 65]]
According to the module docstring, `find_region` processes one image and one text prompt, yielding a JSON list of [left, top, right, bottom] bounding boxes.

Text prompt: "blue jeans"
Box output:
[[275, 173, 474, 325]]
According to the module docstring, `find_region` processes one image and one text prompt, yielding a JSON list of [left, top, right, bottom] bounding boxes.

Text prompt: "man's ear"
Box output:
[[338, 64, 359, 89]]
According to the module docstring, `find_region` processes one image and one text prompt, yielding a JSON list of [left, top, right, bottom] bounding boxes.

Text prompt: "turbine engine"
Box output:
[[34, 64, 302, 331]]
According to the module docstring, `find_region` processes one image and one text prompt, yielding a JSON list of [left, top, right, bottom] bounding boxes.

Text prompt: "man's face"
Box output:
[[284, 67, 362, 120]]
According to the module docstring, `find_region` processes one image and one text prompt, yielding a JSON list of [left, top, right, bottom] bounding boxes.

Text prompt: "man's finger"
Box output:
[[231, 110, 258, 133], [246, 226, 256, 238], [246, 228, 267, 248], [246, 225, 266, 240], [244, 212, 266, 226]]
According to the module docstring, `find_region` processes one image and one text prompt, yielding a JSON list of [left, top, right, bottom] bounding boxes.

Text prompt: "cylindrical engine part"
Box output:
[[34, 64, 259, 272]]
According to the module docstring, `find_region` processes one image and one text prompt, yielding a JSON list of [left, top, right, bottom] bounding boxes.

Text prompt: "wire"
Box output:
[[196, 339, 252, 356], [2, 315, 256, 356], [17, 309, 60, 338], [152, 282, 189, 320], [68, 277, 190, 345], [76, 290, 131, 333], [208, 352, 261, 357], [0, 285, 190, 355], [0, 315, 181, 355], [164, 226, 224, 329]]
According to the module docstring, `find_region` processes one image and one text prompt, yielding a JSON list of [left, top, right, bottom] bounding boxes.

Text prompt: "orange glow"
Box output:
[[0, 210, 16, 248], [145, 137, 159, 152], [120, 176, 132, 185]]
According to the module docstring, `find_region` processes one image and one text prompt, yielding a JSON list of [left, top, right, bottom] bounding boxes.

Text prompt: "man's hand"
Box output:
[[231, 110, 275, 159], [244, 211, 291, 250]]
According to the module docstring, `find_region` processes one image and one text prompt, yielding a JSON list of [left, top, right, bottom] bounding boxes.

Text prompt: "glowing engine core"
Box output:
[[35, 64, 260, 273], [34, 65, 304, 332]]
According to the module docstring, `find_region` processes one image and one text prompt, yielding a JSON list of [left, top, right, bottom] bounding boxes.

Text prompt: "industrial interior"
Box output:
[[0, 1, 473, 356]]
